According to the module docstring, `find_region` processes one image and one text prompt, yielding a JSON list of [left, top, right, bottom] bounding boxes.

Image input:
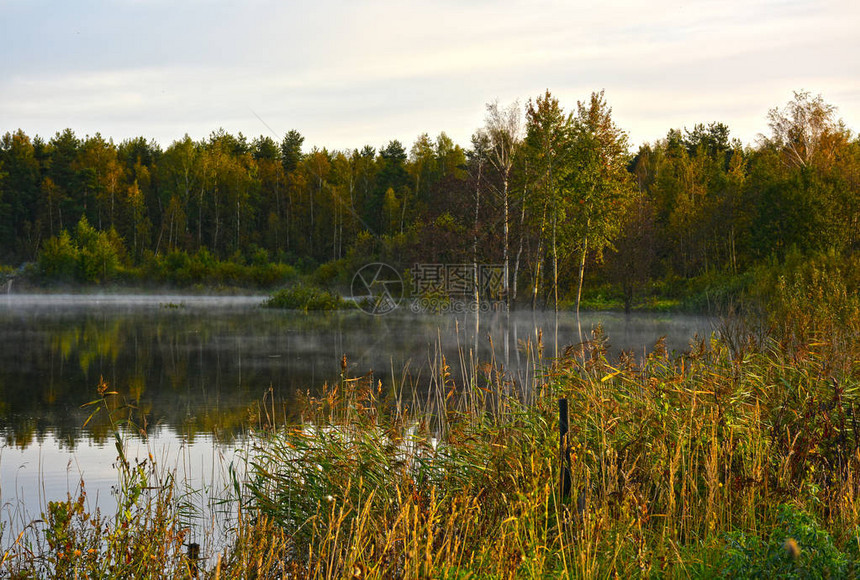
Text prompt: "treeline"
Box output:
[[0, 90, 857, 306]]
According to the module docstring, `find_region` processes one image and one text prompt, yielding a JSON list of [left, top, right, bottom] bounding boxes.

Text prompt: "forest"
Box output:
[[0, 90, 857, 311], [2, 91, 860, 578]]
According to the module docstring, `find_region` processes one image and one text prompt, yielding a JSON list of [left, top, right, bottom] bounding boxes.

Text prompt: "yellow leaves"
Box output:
[[98, 376, 109, 396]]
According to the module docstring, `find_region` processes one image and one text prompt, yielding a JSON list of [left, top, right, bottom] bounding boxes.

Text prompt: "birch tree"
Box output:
[[484, 100, 522, 308], [525, 91, 571, 310], [567, 91, 633, 316]]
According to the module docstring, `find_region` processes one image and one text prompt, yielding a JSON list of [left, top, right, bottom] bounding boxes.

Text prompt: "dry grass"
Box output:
[[2, 289, 858, 577], [218, 318, 860, 578]]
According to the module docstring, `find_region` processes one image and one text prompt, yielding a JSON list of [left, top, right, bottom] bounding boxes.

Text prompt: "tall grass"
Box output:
[[2, 272, 859, 577], [222, 313, 859, 577], [1, 380, 197, 579]]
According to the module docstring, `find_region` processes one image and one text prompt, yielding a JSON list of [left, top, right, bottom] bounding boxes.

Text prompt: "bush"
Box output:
[[263, 283, 348, 311], [250, 262, 297, 287], [75, 218, 124, 283], [309, 258, 348, 287], [721, 504, 857, 578], [37, 218, 128, 283], [93, 247, 296, 288], [38, 230, 79, 280], [752, 248, 859, 343]]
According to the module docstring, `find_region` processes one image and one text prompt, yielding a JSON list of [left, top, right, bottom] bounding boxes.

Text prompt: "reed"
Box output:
[[1, 380, 195, 578], [220, 313, 859, 578], [2, 288, 858, 578]]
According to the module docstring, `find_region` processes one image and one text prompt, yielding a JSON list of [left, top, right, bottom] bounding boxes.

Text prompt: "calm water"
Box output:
[[0, 294, 713, 545]]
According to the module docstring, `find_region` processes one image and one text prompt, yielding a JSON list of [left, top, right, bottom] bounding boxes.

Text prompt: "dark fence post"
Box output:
[[559, 398, 571, 501], [186, 542, 200, 577]]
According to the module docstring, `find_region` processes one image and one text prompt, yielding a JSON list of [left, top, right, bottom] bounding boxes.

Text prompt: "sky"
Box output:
[[1, 0, 858, 153]]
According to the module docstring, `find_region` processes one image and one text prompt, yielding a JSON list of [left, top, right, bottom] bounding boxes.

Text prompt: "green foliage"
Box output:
[[750, 248, 860, 350], [678, 270, 754, 313], [77, 220, 124, 283], [37, 230, 79, 280], [37, 217, 126, 283], [134, 249, 296, 288], [247, 383, 410, 549], [2, 92, 857, 307], [263, 283, 348, 311], [308, 258, 349, 287], [721, 504, 856, 579]]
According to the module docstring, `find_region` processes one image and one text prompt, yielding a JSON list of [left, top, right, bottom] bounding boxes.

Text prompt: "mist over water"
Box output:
[[0, 294, 712, 540]]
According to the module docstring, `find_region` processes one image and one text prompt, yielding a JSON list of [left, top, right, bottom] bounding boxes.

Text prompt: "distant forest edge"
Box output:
[[0, 90, 857, 312]]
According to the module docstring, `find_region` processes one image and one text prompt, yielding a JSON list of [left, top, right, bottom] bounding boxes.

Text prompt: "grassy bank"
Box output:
[[2, 325, 857, 578], [234, 325, 859, 578]]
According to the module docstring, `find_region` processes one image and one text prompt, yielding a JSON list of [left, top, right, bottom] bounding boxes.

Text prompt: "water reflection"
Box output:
[[0, 427, 241, 553], [0, 294, 713, 545], [0, 295, 714, 447]]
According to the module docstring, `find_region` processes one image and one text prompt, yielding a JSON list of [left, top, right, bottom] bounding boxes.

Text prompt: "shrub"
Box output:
[[263, 283, 348, 311], [38, 230, 79, 280], [749, 248, 860, 363], [250, 262, 297, 287], [721, 504, 856, 578], [38, 218, 127, 283]]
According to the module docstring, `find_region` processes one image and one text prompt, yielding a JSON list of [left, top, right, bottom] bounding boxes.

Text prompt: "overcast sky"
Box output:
[[1, 0, 858, 152]]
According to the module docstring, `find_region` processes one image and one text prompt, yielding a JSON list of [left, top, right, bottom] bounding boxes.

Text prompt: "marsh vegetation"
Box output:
[[0, 257, 857, 578]]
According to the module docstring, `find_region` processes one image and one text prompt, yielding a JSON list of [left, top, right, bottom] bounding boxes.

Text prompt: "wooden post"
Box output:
[[186, 542, 200, 577], [559, 398, 571, 501]]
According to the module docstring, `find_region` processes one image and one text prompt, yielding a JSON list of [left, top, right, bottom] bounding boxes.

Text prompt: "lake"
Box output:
[[0, 294, 713, 547]]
